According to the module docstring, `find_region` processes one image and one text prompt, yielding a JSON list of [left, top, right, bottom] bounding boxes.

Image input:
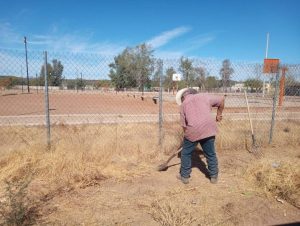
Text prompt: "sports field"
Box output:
[[0, 90, 300, 125]]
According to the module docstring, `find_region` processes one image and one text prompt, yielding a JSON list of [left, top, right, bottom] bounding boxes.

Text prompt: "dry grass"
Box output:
[[0, 120, 299, 189], [217, 119, 300, 151], [245, 158, 300, 208], [149, 199, 196, 226], [0, 123, 181, 198], [0, 122, 184, 224], [0, 123, 170, 224], [0, 120, 299, 224]]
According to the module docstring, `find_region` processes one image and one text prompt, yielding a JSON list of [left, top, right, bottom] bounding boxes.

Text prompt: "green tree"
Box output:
[[93, 80, 111, 89], [108, 44, 154, 92], [109, 48, 136, 90], [206, 76, 220, 90], [133, 44, 154, 93], [0, 77, 18, 89], [179, 57, 195, 87], [66, 80, 76, 90], [39, 63, 53, 85], [244, 78, 263, 93], [2, 76, 21, 86], [164, 67, 176, 91], [51, 59, 64, 86], [194, 67, 207, 90], [220, 59, 234, 92], [39, 59, 64, 86], [152, 59, 163, 88], [76, 77, 85, 91]]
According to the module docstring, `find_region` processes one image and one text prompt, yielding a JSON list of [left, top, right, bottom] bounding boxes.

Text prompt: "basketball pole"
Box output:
[[265, 32, 269, 59], [263, 33, 270, 96]]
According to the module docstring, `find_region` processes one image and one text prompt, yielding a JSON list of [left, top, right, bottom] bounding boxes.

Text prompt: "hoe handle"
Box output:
[[244, 90, 254, 135]]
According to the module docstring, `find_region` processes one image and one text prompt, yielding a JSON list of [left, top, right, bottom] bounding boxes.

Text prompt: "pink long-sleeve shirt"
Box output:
[[180, 94, 223, 142]]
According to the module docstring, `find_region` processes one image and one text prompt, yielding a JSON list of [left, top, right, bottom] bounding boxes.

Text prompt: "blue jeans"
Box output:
[[180, 136, 218, 179]]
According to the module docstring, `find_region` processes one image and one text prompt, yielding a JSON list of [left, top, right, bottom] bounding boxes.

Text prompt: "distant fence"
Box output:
[[0, 48, 300, 148]]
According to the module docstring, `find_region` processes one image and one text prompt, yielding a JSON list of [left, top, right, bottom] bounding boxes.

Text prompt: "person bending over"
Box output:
[[175, 88, 225, 184]]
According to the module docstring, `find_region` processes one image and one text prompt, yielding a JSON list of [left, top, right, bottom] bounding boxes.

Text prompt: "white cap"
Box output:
[[175, 88, 189, 105]]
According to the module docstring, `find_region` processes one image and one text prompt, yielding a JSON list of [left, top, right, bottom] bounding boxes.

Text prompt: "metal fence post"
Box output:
[[24, 36, 30, 93], [44, 51, 51, 148], [158, 60, 163, 146], [269, 69, 280, 144]]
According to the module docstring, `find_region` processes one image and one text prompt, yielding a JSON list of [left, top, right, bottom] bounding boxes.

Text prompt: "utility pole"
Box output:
[[76, 68, 78, 92], [24, 36, 30, 93], [81, 72, 83, 91], [21, 65, 24, 93]]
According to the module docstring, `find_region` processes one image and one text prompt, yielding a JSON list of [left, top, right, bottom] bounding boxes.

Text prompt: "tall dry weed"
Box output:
[[216, 119, 300, 151], [0, 125, 115, 203], [245, 159, 300, 208], [0, 123, 181, 196]]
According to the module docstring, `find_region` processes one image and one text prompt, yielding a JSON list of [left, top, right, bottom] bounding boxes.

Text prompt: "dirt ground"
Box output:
[[1, 91, 300, 116], [32, 146, 300, 225], [0, 92, 299, 225], [0, 92, 178, 116]]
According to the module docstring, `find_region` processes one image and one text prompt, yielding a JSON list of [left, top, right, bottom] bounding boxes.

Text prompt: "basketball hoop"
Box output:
[[172, 74, 181, 94], [263, 59, 280, 74], [172, 73, 182, 81]]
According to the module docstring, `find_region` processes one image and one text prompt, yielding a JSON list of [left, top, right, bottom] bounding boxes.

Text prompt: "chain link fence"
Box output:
[[0, 48, 299, 150]]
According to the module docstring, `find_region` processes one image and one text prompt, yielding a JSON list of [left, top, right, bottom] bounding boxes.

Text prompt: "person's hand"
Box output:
[[216, 114, 222, 122]]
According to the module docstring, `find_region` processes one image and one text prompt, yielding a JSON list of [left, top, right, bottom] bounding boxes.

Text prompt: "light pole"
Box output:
[[24, 36, 30, 93]]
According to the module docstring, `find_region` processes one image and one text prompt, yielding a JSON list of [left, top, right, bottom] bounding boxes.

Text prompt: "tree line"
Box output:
[[108, 43, 236, 92], [1, 43, 299, 92]]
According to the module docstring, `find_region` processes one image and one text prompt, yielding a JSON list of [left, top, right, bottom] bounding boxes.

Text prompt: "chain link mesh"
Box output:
[[0, 48, 299, 149]]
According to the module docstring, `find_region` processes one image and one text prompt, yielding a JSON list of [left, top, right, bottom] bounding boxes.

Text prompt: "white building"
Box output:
[[231, 83, 244, 92]]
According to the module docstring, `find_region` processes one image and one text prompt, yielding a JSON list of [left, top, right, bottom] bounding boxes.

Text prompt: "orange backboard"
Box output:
[[263, 59, 280, 73]]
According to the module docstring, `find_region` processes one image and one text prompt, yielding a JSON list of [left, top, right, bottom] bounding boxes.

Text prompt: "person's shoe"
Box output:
[[210, 177, 218, 184], [177, 174, 189, 184]]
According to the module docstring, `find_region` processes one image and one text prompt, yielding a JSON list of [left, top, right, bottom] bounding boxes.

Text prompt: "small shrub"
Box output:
[[149, 200, 195, 226], [0, 176, 37, 225]]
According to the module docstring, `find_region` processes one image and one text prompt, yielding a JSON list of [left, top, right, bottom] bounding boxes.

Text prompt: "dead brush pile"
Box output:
[[246, 159, 300, 209]]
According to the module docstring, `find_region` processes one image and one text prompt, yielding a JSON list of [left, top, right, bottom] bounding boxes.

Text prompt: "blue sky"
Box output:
[[0, 0, 300, 63]]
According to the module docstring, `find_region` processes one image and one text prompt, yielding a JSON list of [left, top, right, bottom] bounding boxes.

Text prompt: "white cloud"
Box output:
[[29, 35, 52, 45], [146, 26, 191, 48], [183, 34, 216, 53], [0, 21, 22, 44], [154, 50, 184, 59], [0, 22, 214, 64], [0, 22, 126, 56], [27, 33, 125, 56], [190, 35, 215, 47]]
